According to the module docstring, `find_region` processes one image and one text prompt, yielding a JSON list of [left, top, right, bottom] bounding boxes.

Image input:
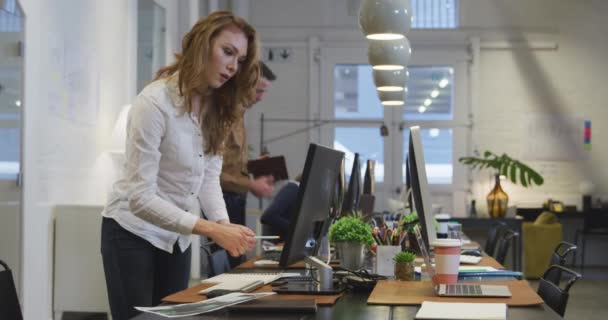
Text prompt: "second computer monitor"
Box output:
[[408, 126, 437, 250], [341, 152, 361, 215], [279, 143, 345, 267]]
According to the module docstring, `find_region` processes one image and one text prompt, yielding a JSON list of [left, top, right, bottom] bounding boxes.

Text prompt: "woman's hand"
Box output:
[[249, 175, 274, 198], [195, 220, 256, 257]]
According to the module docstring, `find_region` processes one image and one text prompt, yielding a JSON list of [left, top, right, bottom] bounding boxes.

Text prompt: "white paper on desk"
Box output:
[[135, 292, 275, 318], [415, 301, 506, 320]]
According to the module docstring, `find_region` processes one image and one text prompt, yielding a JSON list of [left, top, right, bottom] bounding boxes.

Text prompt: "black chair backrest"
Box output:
[[550, 241, 577, 267], [0, 260, 23, 320], [484, 221, 507, 257], [537, 265, 581, 317], [546, 242, 577, 285], [494, 228, 517, 265]]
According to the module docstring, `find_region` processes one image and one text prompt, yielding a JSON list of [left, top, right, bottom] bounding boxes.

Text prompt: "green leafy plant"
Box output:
[[459, 151, 544, 187], [329, 216, 375, 246], [393, 251, 416, 263], [400, 212, 419, 233]]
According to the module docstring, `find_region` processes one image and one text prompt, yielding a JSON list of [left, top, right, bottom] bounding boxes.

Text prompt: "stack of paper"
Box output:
[[415, 301, 507, 320]]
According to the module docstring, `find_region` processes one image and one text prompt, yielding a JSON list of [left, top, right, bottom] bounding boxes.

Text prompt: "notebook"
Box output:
[[415, 301, 507, 320], [201, 272, 282, 286], [413, 225, 512, 298]]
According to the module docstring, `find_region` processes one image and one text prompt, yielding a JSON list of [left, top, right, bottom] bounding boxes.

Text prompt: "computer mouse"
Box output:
[[461, 249, 482, 257]]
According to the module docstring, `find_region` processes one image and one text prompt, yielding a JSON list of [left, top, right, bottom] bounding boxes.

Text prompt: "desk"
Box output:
[[131, 257, 562, 320], [131, 290, 562, 320]]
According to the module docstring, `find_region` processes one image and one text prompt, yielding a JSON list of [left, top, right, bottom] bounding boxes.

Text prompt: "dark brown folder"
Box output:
[[247, 156, 289, 181], [227, 298, 317, 313]]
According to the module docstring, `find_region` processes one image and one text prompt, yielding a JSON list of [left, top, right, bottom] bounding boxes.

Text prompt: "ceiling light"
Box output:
[[377, 86, 404, 92], [430, 89, 439, 98], [424, 98, 432, 106], [359, 0, 412, 41], [368, 37, 411, 71], [377, 90, 406, 107], [418, 105, 426, 113], [429, 128, 440, 138], [373, 69, 408, 91], [382, 100, 404, 106], [438, 78, 449, 88], [15, 100, 21, 107]]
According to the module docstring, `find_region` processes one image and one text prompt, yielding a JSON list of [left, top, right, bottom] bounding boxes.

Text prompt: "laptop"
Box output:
[[413, 225, 512, 298]]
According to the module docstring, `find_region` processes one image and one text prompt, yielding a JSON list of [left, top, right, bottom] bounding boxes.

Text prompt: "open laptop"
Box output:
[[414, 225, 512, 298]]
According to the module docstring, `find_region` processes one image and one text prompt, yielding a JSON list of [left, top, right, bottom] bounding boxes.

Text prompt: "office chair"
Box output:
[[0, 259, 23, 320], [537, 265, 581, 317], [544, 242, 577, 285], [494, 228, 518, 266], [484, 221, 507, 257]]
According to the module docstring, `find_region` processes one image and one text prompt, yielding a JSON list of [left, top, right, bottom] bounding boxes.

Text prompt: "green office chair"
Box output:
[[0, 259, 23, 320]]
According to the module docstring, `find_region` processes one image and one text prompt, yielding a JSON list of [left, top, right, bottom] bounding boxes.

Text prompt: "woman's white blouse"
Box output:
[[102, 74, 228, 253]]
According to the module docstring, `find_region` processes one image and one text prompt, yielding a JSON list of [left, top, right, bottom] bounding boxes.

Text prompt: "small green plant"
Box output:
[[329, 216, 375, 246], [400, 212, 419, 233], [393, 251, 416, 263], [459, 151, 544, 187]]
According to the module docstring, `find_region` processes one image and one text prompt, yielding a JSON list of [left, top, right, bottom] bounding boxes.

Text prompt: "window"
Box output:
[[412, 0, 458, 29]]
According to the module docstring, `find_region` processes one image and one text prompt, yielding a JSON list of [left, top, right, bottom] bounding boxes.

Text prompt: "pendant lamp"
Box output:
[[373, 69, 409, 92], [368, 37, 411, 70], [359, 0, 412, 40]]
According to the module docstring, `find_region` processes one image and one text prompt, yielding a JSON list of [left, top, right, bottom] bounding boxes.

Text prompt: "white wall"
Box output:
[[19, 0, 179, 318]]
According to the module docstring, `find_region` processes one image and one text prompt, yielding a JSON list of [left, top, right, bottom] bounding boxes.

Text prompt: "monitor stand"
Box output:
[[272, 256, 345, 295]]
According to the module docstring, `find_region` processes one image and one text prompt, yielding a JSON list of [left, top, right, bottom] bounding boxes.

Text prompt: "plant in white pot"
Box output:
[[329, 215, 375, 270]]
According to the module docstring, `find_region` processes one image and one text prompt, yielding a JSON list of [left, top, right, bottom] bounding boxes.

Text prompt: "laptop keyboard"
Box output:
[[262, 251, 282, 261], [446, 284, 483, 295]]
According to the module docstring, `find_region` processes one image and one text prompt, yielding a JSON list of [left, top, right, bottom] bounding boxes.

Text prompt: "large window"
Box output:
[[321, 46, 469, 213]]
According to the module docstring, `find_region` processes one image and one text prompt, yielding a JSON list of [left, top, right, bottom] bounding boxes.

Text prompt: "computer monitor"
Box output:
[[341, 152, 361, 215], [408, 126, 437, 250], [279, 143, 345, 268], [363, 159, 375, 195]]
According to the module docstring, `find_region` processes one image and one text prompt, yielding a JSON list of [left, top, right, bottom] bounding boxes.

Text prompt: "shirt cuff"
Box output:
[[177, 212, 199, 235]]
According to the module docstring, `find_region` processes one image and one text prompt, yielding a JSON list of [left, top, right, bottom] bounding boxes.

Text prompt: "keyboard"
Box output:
[[262, 251, 282, 261], [445, 284, 483, 296], [460, 255, 482, 264]]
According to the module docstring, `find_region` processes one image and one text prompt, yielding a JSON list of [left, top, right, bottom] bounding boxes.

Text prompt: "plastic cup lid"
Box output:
[[431, 239, 462, 247]]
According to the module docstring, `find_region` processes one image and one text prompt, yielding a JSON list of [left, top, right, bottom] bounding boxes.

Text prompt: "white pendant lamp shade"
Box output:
[[378, 88, 407, 106], [359, 0, 412, 40], [368, 37, 412, 70], [373, 69, 409, 91]]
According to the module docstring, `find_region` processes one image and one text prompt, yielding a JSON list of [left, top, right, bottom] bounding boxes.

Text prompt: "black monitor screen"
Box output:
[[408, 126, 436, 250], [341, 153, 361, 215], [363, 159, 375, 195], [279, 143, 345, 267]]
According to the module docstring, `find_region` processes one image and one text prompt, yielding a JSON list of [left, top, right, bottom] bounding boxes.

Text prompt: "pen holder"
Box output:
[[376, 245, 402, 277]]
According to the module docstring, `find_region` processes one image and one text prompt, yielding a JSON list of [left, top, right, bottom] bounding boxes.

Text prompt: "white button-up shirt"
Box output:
[[102, 73, 228, 253]]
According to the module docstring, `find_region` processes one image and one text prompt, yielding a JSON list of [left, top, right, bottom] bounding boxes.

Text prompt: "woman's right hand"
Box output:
[[197, 221, 256, 257]]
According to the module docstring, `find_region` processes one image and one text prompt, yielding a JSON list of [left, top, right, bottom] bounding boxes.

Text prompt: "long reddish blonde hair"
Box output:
[[156, 11, 260, 155]]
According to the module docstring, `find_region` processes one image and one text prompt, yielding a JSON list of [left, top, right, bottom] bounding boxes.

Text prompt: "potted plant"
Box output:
[[393, 251, 416, 281], [459, 151, 544, 218], [400, 212, 420, 253], [329, 215, 375, 270]]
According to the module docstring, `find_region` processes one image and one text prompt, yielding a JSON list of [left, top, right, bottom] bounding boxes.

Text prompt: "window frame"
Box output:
[[319, 43, 470, 212]]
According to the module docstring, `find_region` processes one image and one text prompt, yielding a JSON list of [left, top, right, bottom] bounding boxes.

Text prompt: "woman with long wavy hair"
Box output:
[[100, 11, 260, 320]]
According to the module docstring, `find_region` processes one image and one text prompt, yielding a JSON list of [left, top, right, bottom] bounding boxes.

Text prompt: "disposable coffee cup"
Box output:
[[435, 213, 451, 239], [432, 239, 462, 284]]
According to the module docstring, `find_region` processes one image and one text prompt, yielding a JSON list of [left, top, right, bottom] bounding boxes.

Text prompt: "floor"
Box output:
[[528, 266, 608, 320]]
